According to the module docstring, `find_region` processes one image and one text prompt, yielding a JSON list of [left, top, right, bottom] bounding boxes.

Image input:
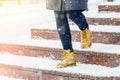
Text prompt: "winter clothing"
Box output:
[[46, 0, 88, 11], [46, 0, 92, 68], [80, 29, 92, 48], [57, 50, 76, 68], [54, 10, 89, 52]]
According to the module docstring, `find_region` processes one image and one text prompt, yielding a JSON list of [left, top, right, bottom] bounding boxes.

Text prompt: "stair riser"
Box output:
[[0, 64, 120, 80], [87, 18, 120, 26], [0, 64, 39, 80], [98, 5, 120, 13], [0, 43, 119, 67], [31, 29, 120, 45], [42, 70, 120, 80], [107, 0, 114, 2]]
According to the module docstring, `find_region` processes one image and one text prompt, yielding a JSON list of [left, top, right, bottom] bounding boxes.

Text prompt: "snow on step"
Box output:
[[33, 22, 120, 33], [99, 1, 120, 5], [0, 76, 23, 80], [84, 10, 120, 18], [0, 54, 120, 77], [31, 22, 120, 45], [0, 36, 120, 55], [0, 4, 45, 16]]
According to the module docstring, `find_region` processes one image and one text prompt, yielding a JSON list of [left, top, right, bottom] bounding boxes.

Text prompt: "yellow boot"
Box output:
[[80, 28, 92, 48], [56, 50, 76, 68]]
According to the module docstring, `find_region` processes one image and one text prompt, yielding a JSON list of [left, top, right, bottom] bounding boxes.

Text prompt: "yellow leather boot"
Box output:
[[56, 50, 76, 68], [80, 28, 92, 48]]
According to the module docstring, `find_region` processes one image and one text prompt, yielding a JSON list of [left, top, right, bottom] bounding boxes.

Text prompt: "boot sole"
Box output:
[[81, 42, 92, 48], [57, 63, 76, 68]]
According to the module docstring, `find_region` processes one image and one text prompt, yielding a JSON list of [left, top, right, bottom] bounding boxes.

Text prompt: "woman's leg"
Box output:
[[67, 10, 92, 48], [67, 10, 89, 30], [54, 11, 76, 68], [54, 11, 73, 52]]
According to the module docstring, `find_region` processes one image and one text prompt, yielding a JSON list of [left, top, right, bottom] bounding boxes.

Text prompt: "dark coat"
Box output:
[[46, 0, 88, 11]]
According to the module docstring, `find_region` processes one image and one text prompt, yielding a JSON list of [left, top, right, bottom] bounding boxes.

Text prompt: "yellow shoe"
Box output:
[[80, 28, 92, 48], [56, 50, 76, 68]]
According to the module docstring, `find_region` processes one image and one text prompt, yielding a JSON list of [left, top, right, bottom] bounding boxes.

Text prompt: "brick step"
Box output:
[[0, 76, 23, 80], [69, 17, 120, 26], [0, 54, 120, 80], [98, 1, 120, 13], [87, 17, 120, 25], [98, 5, 120, 13], [107, 0, 114, 2], [84, 11, 120, 25], [0, 37, 120, 67], [31, 23, 120, 45]]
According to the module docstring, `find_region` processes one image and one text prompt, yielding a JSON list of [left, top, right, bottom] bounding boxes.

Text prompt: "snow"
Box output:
[[0, 54, 120, 77], [0, 76, 23, 80], [33, 22, 120, 33], [99, 0, 120, 5], [0, 4, 54, 40], [84, 10, 120, 18], [0, 1, 119, 40], [0, 35, 120, 55]]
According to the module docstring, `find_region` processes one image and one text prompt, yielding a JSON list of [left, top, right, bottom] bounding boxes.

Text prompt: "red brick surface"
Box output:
[[31, 29, 59, 40], [0, 64, 120, 80], [0, 64, 40, 80], [0, 43, 119, 67], [31, 29, 120, 45], [87, 18, 120, 26], [98, 5, 120, 12]]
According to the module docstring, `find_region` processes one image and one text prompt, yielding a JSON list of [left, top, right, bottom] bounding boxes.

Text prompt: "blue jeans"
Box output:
[[54, 10, 89, 52]]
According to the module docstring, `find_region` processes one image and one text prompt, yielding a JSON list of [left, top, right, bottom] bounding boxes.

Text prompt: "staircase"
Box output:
[[0, 1, 120, 80]]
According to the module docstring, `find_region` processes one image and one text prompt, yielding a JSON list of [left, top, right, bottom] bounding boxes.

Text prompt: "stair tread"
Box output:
[[99, 1, 120, 5], [32, 22, 120, 33], [0, 76, 23, 80], [0, 36, 120, 55], [0, 54, 120, 77], [84, 10, 120, 18]]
